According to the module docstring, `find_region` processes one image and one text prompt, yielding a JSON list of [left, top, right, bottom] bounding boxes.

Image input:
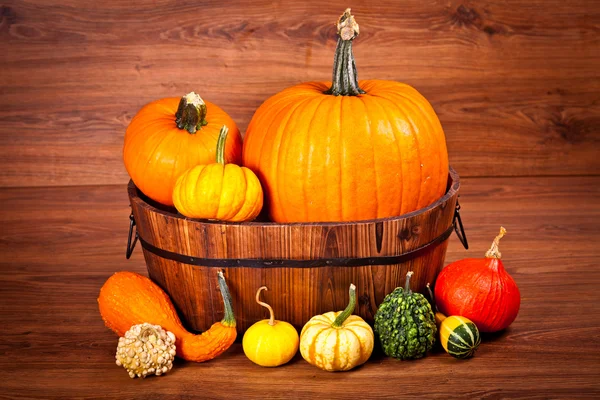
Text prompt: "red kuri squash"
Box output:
[[242, 9, 448, 222], [124, 92, 242, 206], [434, 227, 521, 333]]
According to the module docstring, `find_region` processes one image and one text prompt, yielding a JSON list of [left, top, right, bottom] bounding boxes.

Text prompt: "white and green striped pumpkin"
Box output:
[[439, 315, 481, 359]]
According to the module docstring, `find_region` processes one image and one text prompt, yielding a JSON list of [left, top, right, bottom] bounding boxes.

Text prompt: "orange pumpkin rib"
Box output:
[[362, 93, 404, 217], [379, 87, 446, 207], [319, 96, 343, 221], [356, 94, 380, 218], [274, 96, 316, 222], [380, 91, 426, 211], [203, 164, 225, 217], [292, 95, 327, 221], [380, 90, 426, 212], [214, 164, 232, 219], [289, 95, 331, 221], [244, 95, 291, 195], [396, 90, 436, 208], [267, 96, 314, 222], [244, 88, 308, 163], [350, 94, 378, 219], [137, 127, 178, 204], [221, 165, 244, 220], [230, 168, 251, 221], [361, 93, 408, 218], [374, 84, 448, 204], [364, 93, 417, 214], [242, 168, 264, 221]]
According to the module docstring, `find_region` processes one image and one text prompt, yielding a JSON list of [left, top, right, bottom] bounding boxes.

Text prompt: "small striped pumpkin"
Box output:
[[300, 284, 374, 371], [439, 315, 481, 359]]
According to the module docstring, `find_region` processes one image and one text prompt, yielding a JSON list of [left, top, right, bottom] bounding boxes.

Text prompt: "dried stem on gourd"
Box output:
[[325, 8, 365, 96], [332, 283, 357, 328], [404, 271, 414, 294], [217, 271, 236, 327], [175, 92, 208, 134], [485, 227, 507, 259], [426, 283, 437, 311], [255, 286, 276, 326], [215, 125, 229, 165], [138, 325, 162, 343]]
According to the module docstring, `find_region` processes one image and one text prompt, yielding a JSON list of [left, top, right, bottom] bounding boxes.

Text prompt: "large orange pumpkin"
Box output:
[[124, 92, 242, 206], [242, 9, 448, 223]]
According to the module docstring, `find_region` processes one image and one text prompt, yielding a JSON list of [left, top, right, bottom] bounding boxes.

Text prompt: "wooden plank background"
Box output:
[[1, 0, 598, 188]]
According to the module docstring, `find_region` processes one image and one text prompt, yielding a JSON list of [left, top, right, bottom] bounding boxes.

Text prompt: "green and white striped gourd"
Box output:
[[439, 315, 481, 359]]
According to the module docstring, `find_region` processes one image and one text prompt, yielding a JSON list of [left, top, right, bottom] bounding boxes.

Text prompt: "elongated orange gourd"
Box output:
[[123, 92, 242, 206], [173, 125, 263, 222], [98, 271, 237, 362], [243, 9, 448, 222]]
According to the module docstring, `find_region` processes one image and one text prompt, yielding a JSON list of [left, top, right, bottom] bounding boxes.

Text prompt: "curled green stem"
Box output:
[[217, 271, 236, 327], [332, 283, 357, 328]]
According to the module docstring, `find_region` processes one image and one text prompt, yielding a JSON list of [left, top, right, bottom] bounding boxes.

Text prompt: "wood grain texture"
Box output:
[[1, 176, 599, 398], [130, 171, 458, 333], [1, 0, 599, 187]]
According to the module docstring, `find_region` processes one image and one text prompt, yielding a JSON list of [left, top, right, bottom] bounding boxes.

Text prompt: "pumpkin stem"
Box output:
[[215, 125, 228, 165], [324, 8, 365, 96], [485, 226, 507, 259], [217, 271, 236, 327], [332, 283, 357, 328], [175, 92, 208, 134], [404, 271, 414, 294], [255, 286, 276, 326]]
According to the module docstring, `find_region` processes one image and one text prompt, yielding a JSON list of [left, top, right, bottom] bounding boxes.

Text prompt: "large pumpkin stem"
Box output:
[[217, 271, 236, 327], [485, 226, 507, 259], [175, 92, 208, 134], [255, 286, 276, 326], [332, 283, 357, 328], [324, 8, 366, 96]]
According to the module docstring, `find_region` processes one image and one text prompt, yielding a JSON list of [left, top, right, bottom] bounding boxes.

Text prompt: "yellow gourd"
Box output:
[[172, 125, 263, 222], [242, 286, 299, 367], [300, 284, 374, 372]]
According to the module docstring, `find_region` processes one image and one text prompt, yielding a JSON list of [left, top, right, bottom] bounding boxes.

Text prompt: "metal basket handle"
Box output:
[[126, 213, 138, 259]]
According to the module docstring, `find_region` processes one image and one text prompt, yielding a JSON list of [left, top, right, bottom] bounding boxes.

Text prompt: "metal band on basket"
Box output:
[[126, 201, 468, 267], [127, 202, 468, 267]]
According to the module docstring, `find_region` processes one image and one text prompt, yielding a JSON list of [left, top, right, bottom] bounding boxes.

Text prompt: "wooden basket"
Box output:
[[127, 167, 463, 334]]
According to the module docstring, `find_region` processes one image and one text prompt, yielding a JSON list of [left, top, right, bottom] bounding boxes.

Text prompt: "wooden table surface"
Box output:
[[1, 175, 599, 399]]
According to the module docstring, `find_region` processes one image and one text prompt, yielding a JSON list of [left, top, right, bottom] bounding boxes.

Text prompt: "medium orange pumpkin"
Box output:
[[124, 92, 242, 206], [242, 9, 449, 222]]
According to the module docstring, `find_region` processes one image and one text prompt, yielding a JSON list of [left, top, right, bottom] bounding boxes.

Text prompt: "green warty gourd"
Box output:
[[374, 271, 437, 360]]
